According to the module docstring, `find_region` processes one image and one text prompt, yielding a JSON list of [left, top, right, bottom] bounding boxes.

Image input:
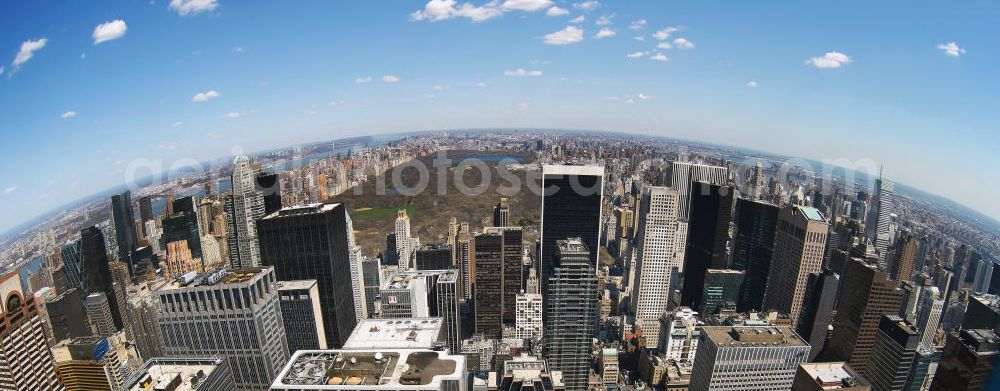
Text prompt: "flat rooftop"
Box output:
[[798, 362, 867, 388], [797, 206, 825, 222], [703, 326, 808, 347], [123, 358, 224, 391], [382, 270, 450, 291], [344, 318, 443, 350], [161, 267, 267, 291], [277, 279, 318, 291], [271, 349, 465, 389], [263, 203, 342, 219]]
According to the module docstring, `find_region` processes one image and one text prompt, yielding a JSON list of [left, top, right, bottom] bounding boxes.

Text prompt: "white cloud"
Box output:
[[501, 0, 552, 12], [3, 186, 16, 195], [652, 27, 678, 40], [172, 121, 183, 127], [626, 51, 647, 59], [649, 52, 669, 62], [594, 28, 615, 39], [433, 84, 449, 90], [570, 15, 585, 23], [673, 37, 694, 49], [476, 82, 488, 87], [806, 51, 851, 68], [0, 65, 4, 75], [633, 36, 646, 42], [517, 102, 529, 112], [657, 41, 672, 49], [169, 0, 218, 16], [80, 53, 86, 59], [543, 26, 584, 45], [573, 1, 599, 11], [546, 6, 568, 16], [12, 38, 47, 67], [92, 20, 127, 44], [328, 101, 339, 106], [410, 0, 503, 22], [60, 111, 77, 119], [595, 13, 614, 26], [629, 19, 647, 30], [191, 90, 220, 102], [746, 80, 758, 88], [355, 76, 372, 83], [232, 47, 245, 53], [637, 93, 653, 100], [504, 68, 543, 77], [937, 42, 965, 57], [382, 75, 400, 83], [224, 111, 247, 119]]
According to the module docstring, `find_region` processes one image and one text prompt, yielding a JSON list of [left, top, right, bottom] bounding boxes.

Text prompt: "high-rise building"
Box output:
[[271, 348, 468, 391], [0, 270, 63, 390], [914, 286, 945, 348], [256, 171, 283, 215], [162, 208, 202, 263], [866, 315, 919, 391], [891, 232, 919, 282], [792, 362, 870, 391], [539, 165, 604, 267], [84, 292, 116, 337], [125, 281, 166, 361], [120, 357, 236, 391], [631, 186, 682, 342], [493, 197, 511, 227], [395, 209, 414, 268], [826, 257, 904, 375], [929, 329, 999, 391], [474, 231, 504, 337], [45, 287, 89, 342], [155, 267, 289, 390], [681, 182, 735, 310], [670, 161, 728, 222], [762, 205, 829, 327], [515, 292, 543, 340], [81, 226, 125, 331], [689, 326, 810, 391], [904, 346, 939, 391], [111, 190, 139, 261], [258, 203, 363, 348], [415, 243, 454, 271], [489, 354, 566, 391], [378, 270, 457, 321], [52, 335, 127, 391], [866, 176, 894, 262], [277, 280, 328, 352], [543, 239, 597, 391], [962, 293, 1000, 331], [731, 199, 780, 312], [797, 269, 840, 361], [138, 195, 154, 235], [659, 307, 700, 362], [601, 348, 619, 385], [437, 271, 462, 353], [483, 226, 523, 326], [225, 155, 265, 269], [699, 269, 744, 315], [362, 257, 382, 317]]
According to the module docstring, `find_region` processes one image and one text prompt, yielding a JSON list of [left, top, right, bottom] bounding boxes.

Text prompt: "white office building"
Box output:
[[689, 326, 810, 391], [631, 186, 682, 343], [516, 292, 543, 340]]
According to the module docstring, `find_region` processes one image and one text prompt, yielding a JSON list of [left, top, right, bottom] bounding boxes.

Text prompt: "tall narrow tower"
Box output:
[[225, 155, 264, 269]]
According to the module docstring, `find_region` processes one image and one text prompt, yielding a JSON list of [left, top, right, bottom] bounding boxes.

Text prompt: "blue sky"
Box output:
[[1, 0, 998, 234]]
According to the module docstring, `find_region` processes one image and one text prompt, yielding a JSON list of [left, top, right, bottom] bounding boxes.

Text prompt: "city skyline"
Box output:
[[1, 1, 998, 235]]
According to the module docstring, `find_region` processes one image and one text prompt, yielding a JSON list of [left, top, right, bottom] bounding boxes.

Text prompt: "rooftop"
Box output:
[[277, 279, 318, 292], [797, 205, 826, 222], [702, 326, 808, 347], [542, 164, 604, 177], [382, 270, 451, 291], [263, 203, 342, 219], [271, 349, 465, 389], [343, 318, 444, 350], [122, 358, 225, 391], [161, 267, 267, 291], [798, 362, 868, 389]]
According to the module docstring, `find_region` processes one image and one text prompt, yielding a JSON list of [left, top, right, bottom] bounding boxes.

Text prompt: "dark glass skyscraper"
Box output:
[[256, 171, 283, 215], [161, 209, 202, 260], [414, 243, 454, 271], [473, 231, 503, 337], [539, 165, 604, 267], [81, 226, 124, 330], [257, 203, 359, 348], [796, 269, 840, 361], [731, 199, 779, 312], [681, 182, 734, 310], [484, 226, 523, 326], [110, 190, 138, 260], [543, 239, 597, 391]]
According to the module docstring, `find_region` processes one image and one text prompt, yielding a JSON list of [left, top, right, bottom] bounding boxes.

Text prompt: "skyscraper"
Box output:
[[110, 190, 138, 261], [539, 165, 604, 266], [436, 271, 462, 353], [474, 231, 503, 337], [670, 161, 728, 222], [361, 257, 382, 317], [762, 205, 829, 327], [866, 315, 919, 391], [689, 326, 810, 391], [867, 176, 894, 262], [84, 292, 116, 337], [680, 182, 735, 310], [44, 287, 89, 342], [277, 279, 328, 352], [138, 195, 153, 236], [226, 155, 265, 269], [826, 257, 904, 375], [484, 226, 523, 326], [797, 269, 840, 361], [699, 269, 744, 315], [929, 329, 999, 391], [0, 270, 63, 390], [891, 232, 919, 282], [395, 209, 414, 268], [516, 292, 543, 340], [415, 243, 454, 271], [155, 267, 289, 390], [543, 239, 597, 391], [256, 171, 283, 215], [81, 226, 124, 331], [258, 203, 362, 348], [631, 186, 681, 342], [914, 286, 945, 348], [493, 197, 510, 227], [731, 199, 779, 312]]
